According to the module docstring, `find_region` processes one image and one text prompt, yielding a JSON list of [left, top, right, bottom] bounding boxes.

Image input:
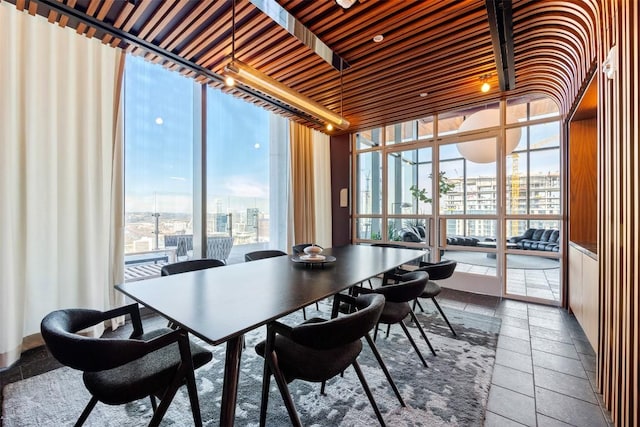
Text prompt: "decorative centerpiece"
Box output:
[[303, 244, 323, 258]]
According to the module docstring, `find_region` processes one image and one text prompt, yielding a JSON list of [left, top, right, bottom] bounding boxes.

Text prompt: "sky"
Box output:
[[124, 55, 271, 214]]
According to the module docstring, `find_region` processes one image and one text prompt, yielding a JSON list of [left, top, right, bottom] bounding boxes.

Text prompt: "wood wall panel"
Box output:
[[597, 1, 639, 426], [569, 117, 598, 248]]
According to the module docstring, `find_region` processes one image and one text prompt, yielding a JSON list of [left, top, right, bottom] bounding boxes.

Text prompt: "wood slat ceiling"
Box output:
[[6, 0, 599, 134]]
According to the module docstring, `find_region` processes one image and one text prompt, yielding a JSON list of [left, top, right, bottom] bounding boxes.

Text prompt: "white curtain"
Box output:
[[312, 131, 333, 248], [0, 4, 124, 368]]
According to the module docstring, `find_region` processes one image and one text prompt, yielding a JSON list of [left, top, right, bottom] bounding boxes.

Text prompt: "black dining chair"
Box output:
[[255, 294, 388, 427], [367, 243, 410, 288], [409, 260, 458, 335], [161, 258, 226, 276], [354, 270, 436, 367], [40, 303, 212, 427], [244, 249, 288, 262]]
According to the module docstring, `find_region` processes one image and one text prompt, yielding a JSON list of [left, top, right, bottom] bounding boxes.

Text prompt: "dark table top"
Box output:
[[116, 245, 425, 345]]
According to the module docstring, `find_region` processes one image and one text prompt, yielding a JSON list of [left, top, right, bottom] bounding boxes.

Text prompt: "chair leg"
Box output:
[[432, 298, 457, 336], [184, 366, 204, 427], [320, 381, 326, 395], [385, 324, 390, 338], [74, 396, 98, 427], [259, 356, 272, 426], [399, 320, 429, 367], [149, 395, 158, 412], [148, 375, 184, 427], [409, 310, 437, 356], [352, 361, 386, 427], [267, 350, 303, 427], [373, 323, 379, 341], [413, 298, 425, 313], [302, 307, 307, 320], [364, 334, 405, 407]]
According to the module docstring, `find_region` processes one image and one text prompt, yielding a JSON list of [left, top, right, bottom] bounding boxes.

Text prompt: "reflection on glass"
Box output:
[[386, 120, 417, 145], [418, 116, 434, 139], [506, 94, 559, 124], [356, 151, 382, 214], [356, 128, 382, 149], [437, 102, 500, 137], [530, 98, 560, 120], [530, 122, 560, 148]]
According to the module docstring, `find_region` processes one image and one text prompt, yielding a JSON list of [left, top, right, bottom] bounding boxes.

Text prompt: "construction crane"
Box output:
[[510, 153, 520, 236]]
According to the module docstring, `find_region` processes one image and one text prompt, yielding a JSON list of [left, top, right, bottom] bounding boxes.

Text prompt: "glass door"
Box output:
[[434, 139, 503, 296]]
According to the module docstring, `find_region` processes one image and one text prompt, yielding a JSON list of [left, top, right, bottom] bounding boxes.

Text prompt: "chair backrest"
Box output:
[[161, 259, 225, 276], [244, 250, 288, 262], [41, 309, 149, 372], [291, 243, 324, 255], [370, 243, 408, 249], [290, 294, 385, 350], [374, 271, 428, 303], [418, 260, 457, 281], [206, 236, 234, 261]]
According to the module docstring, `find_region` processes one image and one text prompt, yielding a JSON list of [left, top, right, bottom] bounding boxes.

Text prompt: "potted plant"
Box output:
[[409, 171, 455, 205]]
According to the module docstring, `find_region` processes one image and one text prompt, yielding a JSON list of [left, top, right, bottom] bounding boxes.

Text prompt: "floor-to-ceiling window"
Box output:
[[205, 87, 289, 257], [123, 56, 288, 280], [352, 96, 561, 304], [123, 55, 194, 270]]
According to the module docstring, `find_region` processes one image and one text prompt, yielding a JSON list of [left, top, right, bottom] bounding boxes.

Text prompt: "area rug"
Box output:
[[2, 304, 500, 426]]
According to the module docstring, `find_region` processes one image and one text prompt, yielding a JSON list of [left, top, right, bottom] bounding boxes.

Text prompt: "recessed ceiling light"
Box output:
[[155, 117, 163, 125], [373, 34, 384, 43], [419, 92, 428, 97]]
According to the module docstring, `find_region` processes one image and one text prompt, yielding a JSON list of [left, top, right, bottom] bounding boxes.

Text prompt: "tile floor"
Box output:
[[0, 288, 612, 426]]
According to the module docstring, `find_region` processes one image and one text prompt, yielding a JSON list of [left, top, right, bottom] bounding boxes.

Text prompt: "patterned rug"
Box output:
[[2, 303, 500, 426]]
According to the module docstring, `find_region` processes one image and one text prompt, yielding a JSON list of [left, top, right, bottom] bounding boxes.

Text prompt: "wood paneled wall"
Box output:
[[597, 2, 639, 426], [569, 117, 598, 249]]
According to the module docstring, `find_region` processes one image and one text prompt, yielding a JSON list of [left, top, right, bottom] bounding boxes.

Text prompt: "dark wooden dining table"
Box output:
[[116, 244, 426, 426]]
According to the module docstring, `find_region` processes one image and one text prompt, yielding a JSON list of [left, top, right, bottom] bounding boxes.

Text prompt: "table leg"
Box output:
[[220, 335, 244, 426]]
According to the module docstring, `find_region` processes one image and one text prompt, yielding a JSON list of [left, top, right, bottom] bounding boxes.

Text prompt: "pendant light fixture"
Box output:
[[456, 108, 521, 163], [224, 1, 350, 131]]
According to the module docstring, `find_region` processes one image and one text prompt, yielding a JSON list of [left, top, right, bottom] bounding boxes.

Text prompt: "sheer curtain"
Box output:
[[312, 131, 332, 248], [288, 122, 332, 249], [0, 5, 124, 368]]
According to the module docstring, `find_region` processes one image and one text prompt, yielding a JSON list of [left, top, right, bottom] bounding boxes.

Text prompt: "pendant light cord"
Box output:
[[340, 59, 344, 117]]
